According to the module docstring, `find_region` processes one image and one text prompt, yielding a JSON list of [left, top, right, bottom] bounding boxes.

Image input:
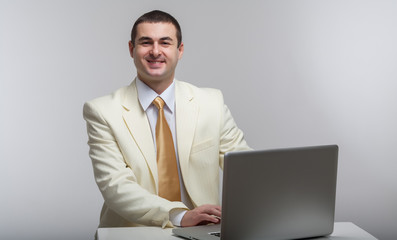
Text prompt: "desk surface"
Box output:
[[97, 222, 377, 240]]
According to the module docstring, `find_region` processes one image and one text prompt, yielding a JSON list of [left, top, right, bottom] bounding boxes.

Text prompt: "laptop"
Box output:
[[173, 145, 338, 240]]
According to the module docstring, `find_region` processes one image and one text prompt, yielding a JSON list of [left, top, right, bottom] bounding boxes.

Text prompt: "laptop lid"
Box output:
[[173, 145, 338, 240]]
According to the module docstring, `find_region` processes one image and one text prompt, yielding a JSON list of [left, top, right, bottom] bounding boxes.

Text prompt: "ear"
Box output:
[[128, 41, 134, 58], [178, 42, 184, 59]]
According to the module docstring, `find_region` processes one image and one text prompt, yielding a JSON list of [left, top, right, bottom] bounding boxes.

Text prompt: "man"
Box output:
[[83, 10, 250, 229]]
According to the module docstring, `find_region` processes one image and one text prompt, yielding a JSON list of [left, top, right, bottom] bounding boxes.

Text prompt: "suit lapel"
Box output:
[[175, 81, 199, 174], [121, 80, 158, 185]]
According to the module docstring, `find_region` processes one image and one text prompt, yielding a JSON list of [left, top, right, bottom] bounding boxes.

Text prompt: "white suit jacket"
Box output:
[[83, 79, 250, 228]]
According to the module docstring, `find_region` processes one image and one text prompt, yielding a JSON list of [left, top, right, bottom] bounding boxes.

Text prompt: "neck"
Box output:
[[138, 76, 174, 95]]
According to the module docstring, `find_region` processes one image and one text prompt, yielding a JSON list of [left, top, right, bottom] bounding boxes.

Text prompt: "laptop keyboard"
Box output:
[[209, 232, 221, 237]]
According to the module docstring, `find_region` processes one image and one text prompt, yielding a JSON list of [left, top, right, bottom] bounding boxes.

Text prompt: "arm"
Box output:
[[83, 101, 187, 228], [218, 104, 252, 169]]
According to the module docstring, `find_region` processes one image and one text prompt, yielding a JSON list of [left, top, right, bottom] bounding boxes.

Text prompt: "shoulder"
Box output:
[[175, 80, 224, 102], [83, 83, 133, 115]]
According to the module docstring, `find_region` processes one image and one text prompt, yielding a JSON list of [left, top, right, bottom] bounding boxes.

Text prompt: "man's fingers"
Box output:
[[200, 204, 221, 216], [198, 213, 220, 223], [197, 215, 220, 226]]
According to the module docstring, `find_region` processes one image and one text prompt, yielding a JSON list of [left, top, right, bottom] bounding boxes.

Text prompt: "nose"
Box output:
[[150, 42, 161, 57]]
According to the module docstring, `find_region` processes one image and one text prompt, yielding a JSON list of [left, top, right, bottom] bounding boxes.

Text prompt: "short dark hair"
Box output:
[[130, 10, 182, 47]]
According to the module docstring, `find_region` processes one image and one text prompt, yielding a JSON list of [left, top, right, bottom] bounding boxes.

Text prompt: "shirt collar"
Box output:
[[136, 77, 175, 113]]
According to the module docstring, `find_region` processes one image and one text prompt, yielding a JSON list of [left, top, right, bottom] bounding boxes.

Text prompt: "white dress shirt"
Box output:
[[136, 78, 192, 226]]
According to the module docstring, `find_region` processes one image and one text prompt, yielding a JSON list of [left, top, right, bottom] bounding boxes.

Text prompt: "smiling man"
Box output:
[[83, 10, 251, 229]]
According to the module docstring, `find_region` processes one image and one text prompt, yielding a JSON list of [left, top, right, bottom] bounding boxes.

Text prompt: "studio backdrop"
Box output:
[[1, 1, 396, 240]]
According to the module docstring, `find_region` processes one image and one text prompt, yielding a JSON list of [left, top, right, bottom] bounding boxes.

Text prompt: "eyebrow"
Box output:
[[137, 36, 174, 42], [159, 37, 173, 42]]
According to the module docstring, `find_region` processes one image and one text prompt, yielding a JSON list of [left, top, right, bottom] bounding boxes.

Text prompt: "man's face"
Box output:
[[129, 22, 184, 91]]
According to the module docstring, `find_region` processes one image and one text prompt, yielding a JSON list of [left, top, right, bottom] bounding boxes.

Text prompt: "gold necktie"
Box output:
[[153, 97, 181, 201]]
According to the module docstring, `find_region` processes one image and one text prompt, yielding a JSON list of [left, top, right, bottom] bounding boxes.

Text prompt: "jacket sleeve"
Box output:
[[83, 100, 187, 228], [218, 103, 252, 170]]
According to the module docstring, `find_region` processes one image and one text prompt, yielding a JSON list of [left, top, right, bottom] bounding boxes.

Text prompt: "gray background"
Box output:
[[1, 0, 396, 239]]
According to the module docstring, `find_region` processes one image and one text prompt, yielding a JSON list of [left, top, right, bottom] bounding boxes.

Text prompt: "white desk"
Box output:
[[97, 222, 377, 240]]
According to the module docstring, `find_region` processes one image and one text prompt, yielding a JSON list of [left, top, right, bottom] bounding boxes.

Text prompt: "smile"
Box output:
[[147, 59, 165, 63]]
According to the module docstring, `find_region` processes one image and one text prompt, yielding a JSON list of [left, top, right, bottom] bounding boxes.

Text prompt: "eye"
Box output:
[[138, 40, 153, 46]]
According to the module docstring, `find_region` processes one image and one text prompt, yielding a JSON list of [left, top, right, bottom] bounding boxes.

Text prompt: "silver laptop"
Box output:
[[173, 145, 338, 240]]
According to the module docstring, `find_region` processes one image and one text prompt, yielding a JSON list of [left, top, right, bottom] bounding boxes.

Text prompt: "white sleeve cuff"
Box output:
[[169, 208, 188, 227]]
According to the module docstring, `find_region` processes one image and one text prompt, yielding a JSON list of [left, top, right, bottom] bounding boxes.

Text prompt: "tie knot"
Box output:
[[153, 96, 165, 110]]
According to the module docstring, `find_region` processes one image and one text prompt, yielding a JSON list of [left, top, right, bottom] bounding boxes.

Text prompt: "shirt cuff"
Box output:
[[169, 208, 188, 227]]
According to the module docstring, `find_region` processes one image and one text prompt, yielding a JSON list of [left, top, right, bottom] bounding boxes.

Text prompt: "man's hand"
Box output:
[[181, 204, 221, 227]]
